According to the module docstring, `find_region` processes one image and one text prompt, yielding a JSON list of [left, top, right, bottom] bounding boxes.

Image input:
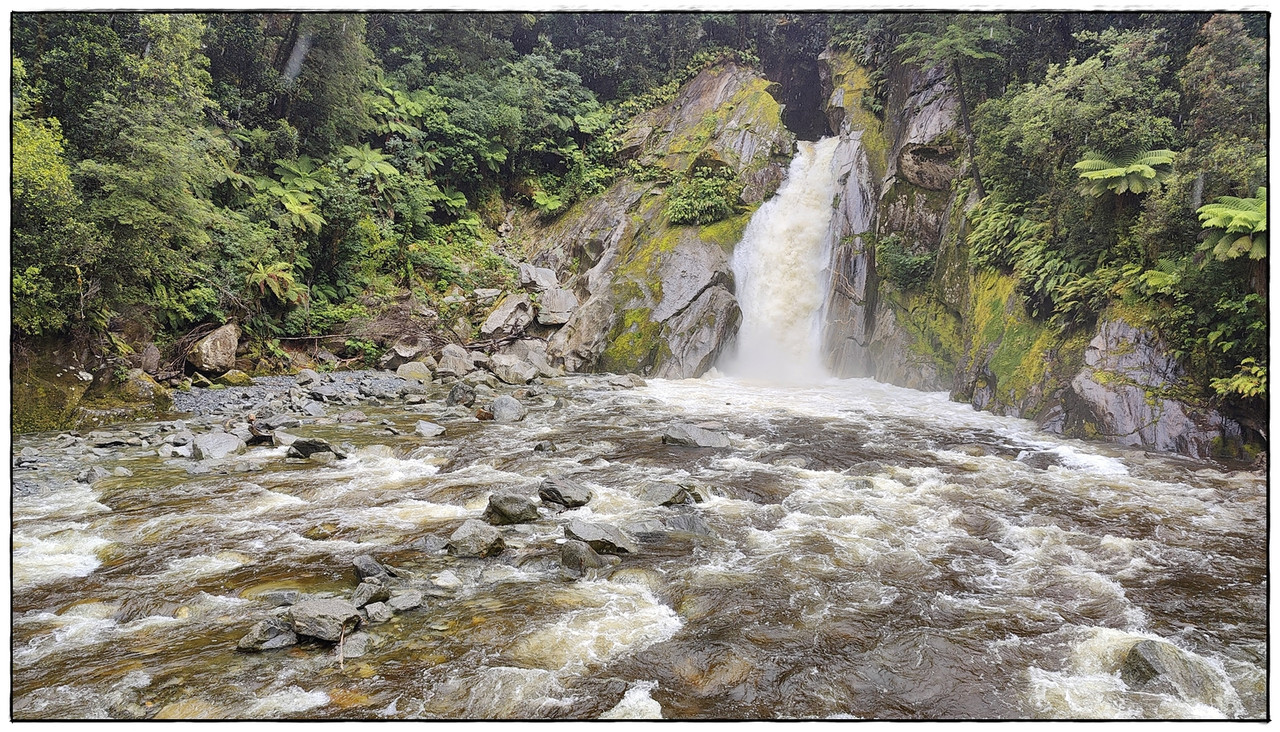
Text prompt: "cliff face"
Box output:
[[510, 62, 794, 378], [817, 48, 1258, 460]]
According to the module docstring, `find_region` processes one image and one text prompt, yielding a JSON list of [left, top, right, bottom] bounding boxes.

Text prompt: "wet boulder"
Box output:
[[415, 420, 446, 438], [76, 465, 114, 484], [287, 437, 347, 460], [351, 581, 391, 608], [560, 539, 609, 576], [288, 598, 362, 642], [1120, 639, 1232, 710], [565, 519, 638, 555], [482, 491, 541, 525], [352, 555, 390, 580], [188, 323, 240, 375], [662, 423, 729, 448], [192, 432, 246, 460], [237, 618, 298, 652], [447, 519, 506, 558], [640, 482, 703, 506], [539, 475, 592, 508], [341, 631, 371, 659], [446, 382, 476, 407], [666, 512, 714, 537], [364, 602, 393, 623], [386, 590, 424, 612], [492, 395, 528, 423]]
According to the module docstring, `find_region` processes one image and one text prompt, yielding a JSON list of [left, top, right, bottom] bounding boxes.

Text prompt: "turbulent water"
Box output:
[[10, 374, 1268, 720], [725, 137, 842, 382]]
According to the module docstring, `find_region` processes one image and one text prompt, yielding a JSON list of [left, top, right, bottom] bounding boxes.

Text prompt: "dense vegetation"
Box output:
[[11, 12, 1266, 419]]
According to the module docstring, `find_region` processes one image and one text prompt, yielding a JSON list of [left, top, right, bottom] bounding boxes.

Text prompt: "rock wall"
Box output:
[[817, 48, 1256, 460], [511, 62, 794, 378]]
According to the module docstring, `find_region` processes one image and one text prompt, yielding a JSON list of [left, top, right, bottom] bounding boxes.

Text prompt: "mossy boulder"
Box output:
[[214, 369, 254, 387]]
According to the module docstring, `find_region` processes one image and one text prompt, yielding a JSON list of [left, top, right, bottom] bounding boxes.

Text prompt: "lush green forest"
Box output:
[[11, 12, 1267, 414]]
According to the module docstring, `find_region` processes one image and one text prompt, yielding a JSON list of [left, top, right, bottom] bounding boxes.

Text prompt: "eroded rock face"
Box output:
[[188, 323, 240, 375], [1057, 319, 1243, 458]]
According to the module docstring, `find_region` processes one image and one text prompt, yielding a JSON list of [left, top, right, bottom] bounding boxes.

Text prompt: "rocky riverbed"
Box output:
[[11, 370, 1267, 720]]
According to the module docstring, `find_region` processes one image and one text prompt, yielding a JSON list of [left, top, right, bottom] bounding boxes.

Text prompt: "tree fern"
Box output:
[[1073, 149, 1175, 196], [1198, 187, 1267, 261]]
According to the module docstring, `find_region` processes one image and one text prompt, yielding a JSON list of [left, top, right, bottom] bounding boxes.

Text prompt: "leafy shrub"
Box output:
[[874, 234, 935, 291], [666, 166, 743, 225]]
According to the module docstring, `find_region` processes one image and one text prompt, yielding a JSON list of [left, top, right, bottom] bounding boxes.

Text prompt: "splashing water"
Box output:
[[724, 137, 842, 383]]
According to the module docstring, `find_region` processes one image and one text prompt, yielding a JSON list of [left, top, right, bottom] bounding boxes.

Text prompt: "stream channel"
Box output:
[[10, 370, 1268, 719]]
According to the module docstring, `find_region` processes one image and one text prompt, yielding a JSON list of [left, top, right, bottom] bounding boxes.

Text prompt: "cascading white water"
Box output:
[[724, 137, 842, 382]]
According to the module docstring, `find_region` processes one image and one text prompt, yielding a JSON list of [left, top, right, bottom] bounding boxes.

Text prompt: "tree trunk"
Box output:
[[951, 60, 986, 199]]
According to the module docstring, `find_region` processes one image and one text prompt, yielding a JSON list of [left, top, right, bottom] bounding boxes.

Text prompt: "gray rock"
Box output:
[[662, 423, 730, 448], [480, 293, 535, 338], [445, 382, 476, 407], [272, 430, 299, 448], [76, 465, 113, 484], [309, 451, 337, 465], [560, 539, 607, 576], [482, 492, 541, 525], [539, 476, 592, 508], [1062, 319, 1243, 458], [565, 519, 637, 555], [352, 555, 389, 580], [364, 602, 393, 623], [491, 395, 528, 423], [188, 323, 240, 375], [335, 410, 368, 423], [534, 440, 557, 452], [386, 590, 424, 612], [415, 420, 446, 438], [489, 353, 539, 385], [301, 401, 326, 417], [192, 432, 246, 460], [340, 631, 371, 658], [351, 581, 391, 608], [639, 482, 702, 506], [261, 414, 300, 430], [259, 590, 300, 607], [379, 342, 424, 371], [436, 351, 475, 378], [397, 361, 434, 382], [447, 519, 506, 558], [667, 512, 714, 537], [287, 437, 346, 460], [288, 598, 362, 642], [1120, 639, 1232, 710], [237, 618, 298, 652], [536, 288, 579, 325], [295, 369, 320, 386], [519, 262, 560, 291], [140, 343, 162, 374]]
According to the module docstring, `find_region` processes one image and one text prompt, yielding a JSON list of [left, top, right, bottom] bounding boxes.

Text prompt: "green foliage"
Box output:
[[1198, 187, 1267, 261], [666, 166, 743, 225], [1211, 357, 1266, 399], [1074, 149, 1175, 197], [875, 234, 935, 291]]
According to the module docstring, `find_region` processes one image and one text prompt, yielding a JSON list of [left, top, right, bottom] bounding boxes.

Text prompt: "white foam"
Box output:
[[509, 581, 682, 674], [12, 524, 112, 589], [599, 681, 664, 719], [247, 687, 330, 717]]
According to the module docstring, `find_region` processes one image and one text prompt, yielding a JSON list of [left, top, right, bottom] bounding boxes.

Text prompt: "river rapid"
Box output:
[[10, 371, 1267, 720]]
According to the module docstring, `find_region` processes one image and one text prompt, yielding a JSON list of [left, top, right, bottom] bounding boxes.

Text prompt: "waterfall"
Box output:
[[722, 137, 842, 382]]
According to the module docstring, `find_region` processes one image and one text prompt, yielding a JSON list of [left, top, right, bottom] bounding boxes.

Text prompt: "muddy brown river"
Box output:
[[10, 373, 1267, 719]]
